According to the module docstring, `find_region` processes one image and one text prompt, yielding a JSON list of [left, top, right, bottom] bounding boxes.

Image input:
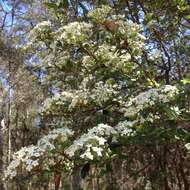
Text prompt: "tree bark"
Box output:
[[0, 120, 4, 190]]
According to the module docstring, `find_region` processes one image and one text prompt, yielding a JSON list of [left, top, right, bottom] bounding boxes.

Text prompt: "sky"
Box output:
[[0, 0, 12, 12], [0, 0, 13, 28]]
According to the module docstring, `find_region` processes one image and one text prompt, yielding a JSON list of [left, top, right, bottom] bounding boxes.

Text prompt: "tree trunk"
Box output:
[[70, 167, 81, 190], [0, 120, 4, 190]]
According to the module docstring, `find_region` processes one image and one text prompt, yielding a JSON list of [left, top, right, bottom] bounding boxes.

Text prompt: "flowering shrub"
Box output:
[[5, 5, 190, 189]]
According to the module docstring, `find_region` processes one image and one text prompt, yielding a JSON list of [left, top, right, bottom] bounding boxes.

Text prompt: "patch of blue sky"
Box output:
[[78, 1, 93, 16], [0, 0, 12, 12]]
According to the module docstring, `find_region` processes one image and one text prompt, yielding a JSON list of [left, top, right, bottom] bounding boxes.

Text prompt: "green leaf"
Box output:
[[57, 0, 69, 9], [186, 15, 190, 20], [181, 78, 190, 84], [44, 2, 58, 10]]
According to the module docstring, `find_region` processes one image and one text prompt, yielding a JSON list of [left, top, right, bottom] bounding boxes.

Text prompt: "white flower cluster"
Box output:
[[91, 81, 119, 106], [42, 80, 119, 113], [65, 122, 138, 161], [5, 120, 142, 179], [88, 5, 112, 22], [118, 20, 146, 55], [94, 45, 132, 71], [68, 81, 119, 108], [116, 120, 137, 136], [5, 127, 73, 180], [4, 145, 45, 179], [56, 22, 92, 45], [41, 92, 71, 114], [37, 127, 74, 150], [65, 124, 117, 160], [29, 21, 52, 42], [89, 123, 118, 136], [90, 8, 146, 57], [124, 85, 179, 121]]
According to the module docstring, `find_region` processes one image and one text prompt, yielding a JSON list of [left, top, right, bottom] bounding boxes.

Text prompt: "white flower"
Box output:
[[80, 149, 94, 160], [171, 106, 181, 115], [185, 143, 190, 150], [96, 137, 107, 145], [92, 147, 103, 156]]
